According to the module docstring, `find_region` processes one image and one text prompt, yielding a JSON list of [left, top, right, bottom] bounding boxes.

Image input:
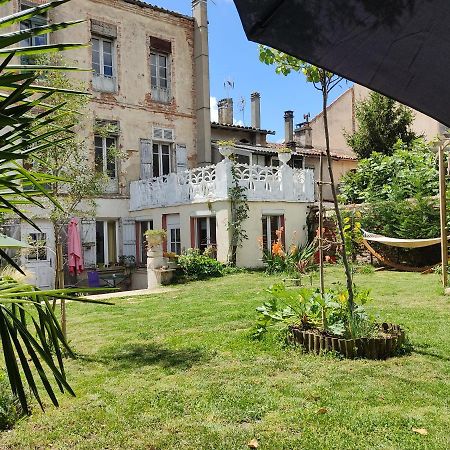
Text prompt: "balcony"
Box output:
[[129, 160, 314, 212]]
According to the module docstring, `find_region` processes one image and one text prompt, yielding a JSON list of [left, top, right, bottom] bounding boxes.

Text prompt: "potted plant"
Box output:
[[277, 147, 292, 165], [217, 140, 236, 159], [145, 229, 167, 257]]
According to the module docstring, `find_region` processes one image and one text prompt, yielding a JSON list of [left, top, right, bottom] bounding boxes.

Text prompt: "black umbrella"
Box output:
[[233, 0, 450, 128]]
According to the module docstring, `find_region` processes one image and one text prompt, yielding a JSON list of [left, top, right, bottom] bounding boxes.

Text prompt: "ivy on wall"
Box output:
[[227, 161, 249, 266]]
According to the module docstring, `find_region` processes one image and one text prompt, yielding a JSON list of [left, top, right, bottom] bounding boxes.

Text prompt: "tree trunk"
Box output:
[[53, 221, 67, 338], [321, 76, 355, 311]]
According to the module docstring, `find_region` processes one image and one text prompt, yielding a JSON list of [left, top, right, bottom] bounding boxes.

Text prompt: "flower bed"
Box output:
[[290, 323, 405, 359]]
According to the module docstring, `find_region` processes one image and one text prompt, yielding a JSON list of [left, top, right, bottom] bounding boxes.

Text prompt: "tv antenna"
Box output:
[[224, 77, 235, 98], [238, 96, 246, 124]]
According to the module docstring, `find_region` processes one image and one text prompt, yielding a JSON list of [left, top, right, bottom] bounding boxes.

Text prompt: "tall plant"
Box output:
[[259, 46, 355, 312], [345, 91, 417, 159], [0, 0, 105, 413], [227, 160, 249, 266]]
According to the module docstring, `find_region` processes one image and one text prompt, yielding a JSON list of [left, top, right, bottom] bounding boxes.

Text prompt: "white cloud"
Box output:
[[210, 96, 218, 122], [234, 119, 244, 126]]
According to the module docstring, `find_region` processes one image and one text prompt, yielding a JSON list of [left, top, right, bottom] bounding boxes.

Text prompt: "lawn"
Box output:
[[1, 268, 450, 449]]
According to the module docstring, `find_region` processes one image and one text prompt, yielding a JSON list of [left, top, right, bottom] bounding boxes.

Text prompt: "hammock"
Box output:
[[362, 230, 441, 248], [361, 230, 440, 272]]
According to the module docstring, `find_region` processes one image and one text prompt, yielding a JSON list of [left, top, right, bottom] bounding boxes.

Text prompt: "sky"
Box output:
[[144, 0, 350, 142]]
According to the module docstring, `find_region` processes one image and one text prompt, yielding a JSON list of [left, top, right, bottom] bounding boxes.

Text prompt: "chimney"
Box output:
[[251, 92, 261, 129], [218, 98, 233, 125], [284, 110, 294, 145], [192, 0, 211, 165], [294, 122, 313, 148]]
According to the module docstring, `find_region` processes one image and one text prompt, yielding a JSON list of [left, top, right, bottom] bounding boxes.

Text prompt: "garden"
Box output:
[[1, 267, 449, 449]]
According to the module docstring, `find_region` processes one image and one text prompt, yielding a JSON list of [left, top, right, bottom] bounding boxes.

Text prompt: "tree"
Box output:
[[0, 0, 107, 414], [340, 138, 438, 204], [259, 46, 355, 319], [346, 91, 417, 159], [28, 54, 118, 290]]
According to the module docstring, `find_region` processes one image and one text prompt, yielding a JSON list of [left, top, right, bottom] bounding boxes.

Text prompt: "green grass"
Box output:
[[1, 267, 450, 449]]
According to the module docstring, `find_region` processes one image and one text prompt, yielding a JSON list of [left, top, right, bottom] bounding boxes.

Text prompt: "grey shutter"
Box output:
[[121, 217, 136, 259], [81, 218, 96, 268], [140, 139, 153, 179], [176, 144, 187, 172]]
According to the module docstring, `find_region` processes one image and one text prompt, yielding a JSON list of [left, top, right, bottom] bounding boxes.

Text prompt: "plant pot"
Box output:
[[278, 152, 292, 165], [289, 323, 405, 360], [219, 146, 234, 159]]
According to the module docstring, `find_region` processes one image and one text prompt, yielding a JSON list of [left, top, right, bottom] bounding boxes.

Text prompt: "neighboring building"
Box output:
[[307, 83, 446, 158], [2, 0, 314, 287]]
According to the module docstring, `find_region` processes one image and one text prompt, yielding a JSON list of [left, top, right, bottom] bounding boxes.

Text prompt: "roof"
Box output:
[[122, 0, 194, 21], [266, 142, 357, 161], [211, 122, 275, 135]]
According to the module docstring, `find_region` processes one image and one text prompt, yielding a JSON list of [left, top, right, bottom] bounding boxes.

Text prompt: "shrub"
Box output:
[[0, 373, 24, 430], [339, 139, 438, 204], [178, 249, 224, 280], [253, 284, 377, 340]]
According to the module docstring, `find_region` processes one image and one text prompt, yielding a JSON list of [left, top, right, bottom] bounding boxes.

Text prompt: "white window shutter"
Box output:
[[120, 218, 136, 258], [176, 144, 187, 172], [140, 139, 153, 179], [81, 218, 97, 268]]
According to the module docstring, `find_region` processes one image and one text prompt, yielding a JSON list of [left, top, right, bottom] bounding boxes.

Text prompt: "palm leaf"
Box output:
[[0, 0, 106, 414]]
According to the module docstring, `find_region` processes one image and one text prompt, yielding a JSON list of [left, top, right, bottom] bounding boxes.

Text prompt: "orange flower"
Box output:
[[272, 241, 284, 256], [275, 227, 284, 240]]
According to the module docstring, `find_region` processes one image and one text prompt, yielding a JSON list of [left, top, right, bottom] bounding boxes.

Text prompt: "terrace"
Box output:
[[129, 159, 315, 211]]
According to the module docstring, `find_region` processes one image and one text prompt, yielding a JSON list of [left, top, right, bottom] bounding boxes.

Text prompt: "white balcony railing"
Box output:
[[129, 160, 314, 211]]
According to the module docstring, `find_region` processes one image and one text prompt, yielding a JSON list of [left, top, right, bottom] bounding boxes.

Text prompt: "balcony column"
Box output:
[[280, 164, 294, 201], [215, 158, 233, 199]]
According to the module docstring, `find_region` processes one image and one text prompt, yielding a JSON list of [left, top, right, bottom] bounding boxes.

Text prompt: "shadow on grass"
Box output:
[[79, 342, 210, 370], [412, 348, 450, 362]]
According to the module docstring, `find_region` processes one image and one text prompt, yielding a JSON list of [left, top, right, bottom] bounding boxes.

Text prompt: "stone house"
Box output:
[[1, 0, 314, 288]]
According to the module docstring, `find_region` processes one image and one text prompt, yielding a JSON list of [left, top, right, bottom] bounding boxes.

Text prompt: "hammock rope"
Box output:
[[362, 230, 442, 249]]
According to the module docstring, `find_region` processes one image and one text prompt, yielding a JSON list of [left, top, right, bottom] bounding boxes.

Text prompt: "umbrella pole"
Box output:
[[438, 141, 448, 289]]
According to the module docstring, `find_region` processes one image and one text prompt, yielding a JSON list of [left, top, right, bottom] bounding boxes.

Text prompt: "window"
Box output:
[[136, 220, 153, 265], [251, 154, 267, 166], [150, 37, 172, 103], [262, 215, 284, 252], [236, 154, 250, 165], [166, 214, 181, 255], [92, 36, 116, 91], [96, 220, 118, 266], [289, 155, 304, 169], [95, 134, 117, 178], [194, 217, 216, 253], [26, 233, 47, 261], [152, 142, 172, 178], [20, 5, 47, 65]]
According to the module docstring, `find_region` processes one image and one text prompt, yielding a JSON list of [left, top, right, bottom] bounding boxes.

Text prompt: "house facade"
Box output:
[[1, 0, 314, 288]]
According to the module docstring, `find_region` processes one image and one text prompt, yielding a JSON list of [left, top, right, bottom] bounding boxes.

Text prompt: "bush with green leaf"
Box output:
[[0, 372, 24, 430], [253, 283, 377, 340], [339, 138, 438, 204], [178, 249, 224, 280]]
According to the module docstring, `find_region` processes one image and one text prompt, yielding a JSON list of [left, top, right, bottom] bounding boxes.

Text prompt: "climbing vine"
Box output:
[[228, 160, 249, 266]]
